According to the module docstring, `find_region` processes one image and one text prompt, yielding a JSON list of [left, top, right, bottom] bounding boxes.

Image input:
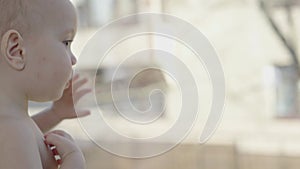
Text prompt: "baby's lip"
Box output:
[[70, 73, 73, 81], [65, 81, 70, 89], [65, 72, 73, 89]]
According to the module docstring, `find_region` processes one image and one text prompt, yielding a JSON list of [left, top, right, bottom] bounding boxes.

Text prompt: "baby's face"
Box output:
[[25, 0, 77, 101]]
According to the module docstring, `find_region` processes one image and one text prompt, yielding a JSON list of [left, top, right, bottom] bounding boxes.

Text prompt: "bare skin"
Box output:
[[0, 0, 89, 168], [32, 74, 91, 133]]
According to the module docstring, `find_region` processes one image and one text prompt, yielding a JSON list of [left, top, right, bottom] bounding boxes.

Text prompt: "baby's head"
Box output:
[[0, 0, 77, 102]]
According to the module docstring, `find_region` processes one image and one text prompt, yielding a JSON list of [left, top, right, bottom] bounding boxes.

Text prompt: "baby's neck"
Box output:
[[0, 86, 29, 119]]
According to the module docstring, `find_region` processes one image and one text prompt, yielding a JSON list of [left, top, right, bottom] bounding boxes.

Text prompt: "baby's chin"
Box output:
[[30, 91, 63, 102], [49, 82, 69, 101], [65, 81, 70, 89], [28, 81, 69, 102]]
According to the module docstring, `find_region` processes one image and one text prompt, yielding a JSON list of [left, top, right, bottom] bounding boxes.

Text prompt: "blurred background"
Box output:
[[30, 0, 300, 168]]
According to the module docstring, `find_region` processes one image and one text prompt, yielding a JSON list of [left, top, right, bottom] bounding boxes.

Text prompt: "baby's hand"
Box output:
[[44, 130, 85, 168], [52, 74, 92, 121]]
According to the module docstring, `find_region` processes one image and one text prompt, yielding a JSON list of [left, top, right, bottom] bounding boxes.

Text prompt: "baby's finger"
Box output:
[[44, 144, 62, 165], [45, 130, 73, 141], [44, 133, 77, 157], [73, 88, 92, 103], [72, 73, 80, 81], [75, 110, 91, 118], [73, 78, 88, 92], [44, 131, 84, 166], [51, 147, 62, 165], [51, 147, 59, 155]]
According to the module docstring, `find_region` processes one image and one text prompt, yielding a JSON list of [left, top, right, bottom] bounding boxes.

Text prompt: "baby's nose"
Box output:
[[71, 55, 77, 65]]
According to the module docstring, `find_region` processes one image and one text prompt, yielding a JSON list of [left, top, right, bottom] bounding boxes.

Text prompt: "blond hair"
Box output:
[[0, 0, 32, 39]]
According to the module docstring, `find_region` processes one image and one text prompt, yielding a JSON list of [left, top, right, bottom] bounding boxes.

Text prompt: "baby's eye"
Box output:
[[63, 40, 73, 47]]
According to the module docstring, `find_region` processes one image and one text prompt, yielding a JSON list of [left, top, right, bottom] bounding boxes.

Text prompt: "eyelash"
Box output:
[[63, 40, 73, 47]]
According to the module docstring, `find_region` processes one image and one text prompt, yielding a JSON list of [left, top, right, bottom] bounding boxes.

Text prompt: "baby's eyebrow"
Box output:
[[63, 28, 76, 37]]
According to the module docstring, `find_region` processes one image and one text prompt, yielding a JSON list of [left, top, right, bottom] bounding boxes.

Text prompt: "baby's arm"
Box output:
[[32, 74, 91, 133], [45, 130, 86, 169], [32, 107, 62, 133]]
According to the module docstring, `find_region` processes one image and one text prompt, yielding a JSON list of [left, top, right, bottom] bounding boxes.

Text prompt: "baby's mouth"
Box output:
[[65, 80, 70, 89], [65, 73, 73, 89]]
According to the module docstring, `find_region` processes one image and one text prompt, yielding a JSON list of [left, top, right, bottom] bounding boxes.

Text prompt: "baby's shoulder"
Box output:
[[0, 117, 37, 148], [0, 117, 43, 168]]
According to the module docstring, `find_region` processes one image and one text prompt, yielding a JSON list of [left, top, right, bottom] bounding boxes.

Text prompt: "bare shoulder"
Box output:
[[0, 118, 43, 169]]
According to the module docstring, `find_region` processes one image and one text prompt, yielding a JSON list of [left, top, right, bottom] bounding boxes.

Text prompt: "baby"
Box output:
[[0, 0, 91, 168]]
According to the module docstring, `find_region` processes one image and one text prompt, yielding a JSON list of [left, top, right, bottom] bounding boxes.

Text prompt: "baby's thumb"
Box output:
[[44, 133, 78, 159]]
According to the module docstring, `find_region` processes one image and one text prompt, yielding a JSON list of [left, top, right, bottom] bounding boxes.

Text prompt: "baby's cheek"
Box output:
[[54, 60, 72, 81]]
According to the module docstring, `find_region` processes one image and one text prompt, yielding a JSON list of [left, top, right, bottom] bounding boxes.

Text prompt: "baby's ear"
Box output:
[[0, 30, 26, 70]]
